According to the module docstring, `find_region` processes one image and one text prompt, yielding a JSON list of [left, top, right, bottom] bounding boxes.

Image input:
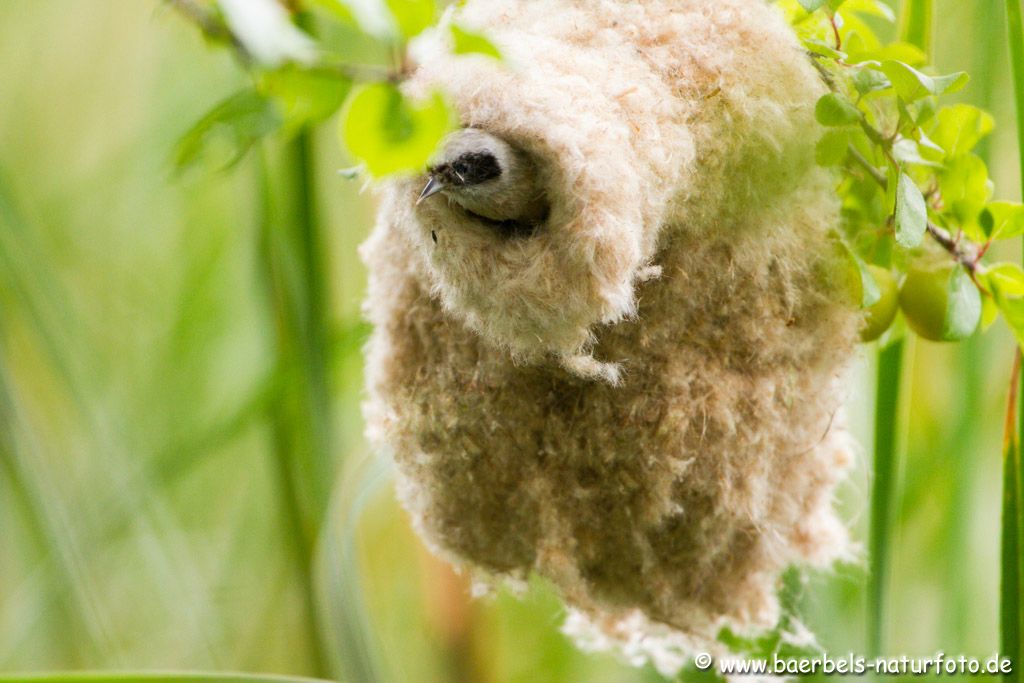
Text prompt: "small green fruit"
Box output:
[[899, 260, 981, 341], [860, 266, 899, 341]]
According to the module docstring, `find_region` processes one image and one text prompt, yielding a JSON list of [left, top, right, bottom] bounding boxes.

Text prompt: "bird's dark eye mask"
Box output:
[[436, 151, 502, 186]]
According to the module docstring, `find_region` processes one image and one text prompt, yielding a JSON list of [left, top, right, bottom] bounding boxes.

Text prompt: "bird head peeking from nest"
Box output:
[[417, 128, 549, 235]]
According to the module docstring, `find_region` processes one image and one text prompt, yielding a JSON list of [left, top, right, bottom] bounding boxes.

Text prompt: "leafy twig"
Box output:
[[847, 143, 888, 185], [847, 145, 979, 272], [166, 0, 399, 82], [166, 0, 250, 60], [318, 60, 403, 84]]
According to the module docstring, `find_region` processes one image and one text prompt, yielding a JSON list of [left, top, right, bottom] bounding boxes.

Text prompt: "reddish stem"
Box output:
[[830, 15, 843, 51]]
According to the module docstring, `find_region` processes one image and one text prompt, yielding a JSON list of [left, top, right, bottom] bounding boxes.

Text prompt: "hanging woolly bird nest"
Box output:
[[361, 0, 859, 674]]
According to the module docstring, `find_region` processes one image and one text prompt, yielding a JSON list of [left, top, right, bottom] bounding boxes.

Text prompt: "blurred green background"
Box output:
[[0, 1, 1020, 681]]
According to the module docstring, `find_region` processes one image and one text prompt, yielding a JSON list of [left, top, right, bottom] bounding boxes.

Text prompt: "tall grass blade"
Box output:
[[1007, 0, 1024, 676], [254, 134, 335, 677], [315, 451, 391, 683], [898, 0, 933, 57], [0, 673, 335, 683], [943, 1, 1001, 647], [865, 2, 933, 657], [0, 180, 122, 664], [868, 339, 906, 657], [1003, 352, 1022, 680], [0, 171, 223, 665], [0, 346, 94, 665]]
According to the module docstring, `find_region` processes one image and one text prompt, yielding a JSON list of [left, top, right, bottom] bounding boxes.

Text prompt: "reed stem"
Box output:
[[1006, 0, 1024, 676], [255, 131, 334, 678], [868, 339, 906, 657]]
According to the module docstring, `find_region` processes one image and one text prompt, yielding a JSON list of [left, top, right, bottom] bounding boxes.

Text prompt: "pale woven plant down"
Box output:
[[360, 0, 859, 675]]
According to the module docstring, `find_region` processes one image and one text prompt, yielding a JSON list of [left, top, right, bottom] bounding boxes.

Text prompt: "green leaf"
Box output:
[[844, 0, 895, 22], [914, 96, 937, 127], [925, 68, 971, 96], [307, 0, 358, 26], [991, 276, 1024, 348], [894, 170, 926, 248], [853, 66, 891, 94], [943, 266, 982, 340], [980, 207, 995, 237], [929, 103, 995, 158], [174, 89, 282, 172], [841, 19, 888, 59], [450, 23, 502, 59], [798, 0, 829, 11], [879, 60, 969, 101], [872, 41, 928, 66], [385, 0, 438, 39], [998, 294, 1024, 347], [895, 96, 916, 132], [982, 291, 1000, 330], [815, 93, 861, 126], [843, 30, 872, 58], [984, 202, 1024, 241], [804, 38, 847, 60], [939, 154, 991, 234], [916, 128, 944, 158], [986, 263, 1024, 297], [259, 66, 352, 132], [340, 82, 454, 177], [892, 138, 940, 167], [850, 41, 927, 67], [815, 129, 849, 166]]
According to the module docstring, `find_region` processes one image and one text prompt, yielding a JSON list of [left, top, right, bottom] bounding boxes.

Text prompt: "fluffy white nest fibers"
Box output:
[[360, 0, 860, 674]]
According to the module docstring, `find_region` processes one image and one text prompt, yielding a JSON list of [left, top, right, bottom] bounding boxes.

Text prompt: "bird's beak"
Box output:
[[417, 175, 445, 204]]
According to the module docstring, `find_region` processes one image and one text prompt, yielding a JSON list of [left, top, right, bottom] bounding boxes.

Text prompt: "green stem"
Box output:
[[316, 453, 390, 683], [1004, 352, 1022, 682], [286, 128, 335, 516], [865, 3, 931, 659], [898, 0, 933, 58], [1008, 0, 1024, 195], [254, 131, 334, 678], [868, 338, 906, 658], [0, 179, 122, 665], [945, 3, 1000, 646], [0, 361, 88, 665], [0, 673, 333, 683], [1008, 0, 1024, 677]]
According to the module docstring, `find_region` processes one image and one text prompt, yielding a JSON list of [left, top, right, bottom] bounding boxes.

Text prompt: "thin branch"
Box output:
[[317, 60, 402, 84], [848, 143, 887, 186], [166, 0, 250, 60], [830, 14, 843, 51], [847, 144, 979, 272], [808, 55, 838, 91], [165, 0, 399, 82]]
